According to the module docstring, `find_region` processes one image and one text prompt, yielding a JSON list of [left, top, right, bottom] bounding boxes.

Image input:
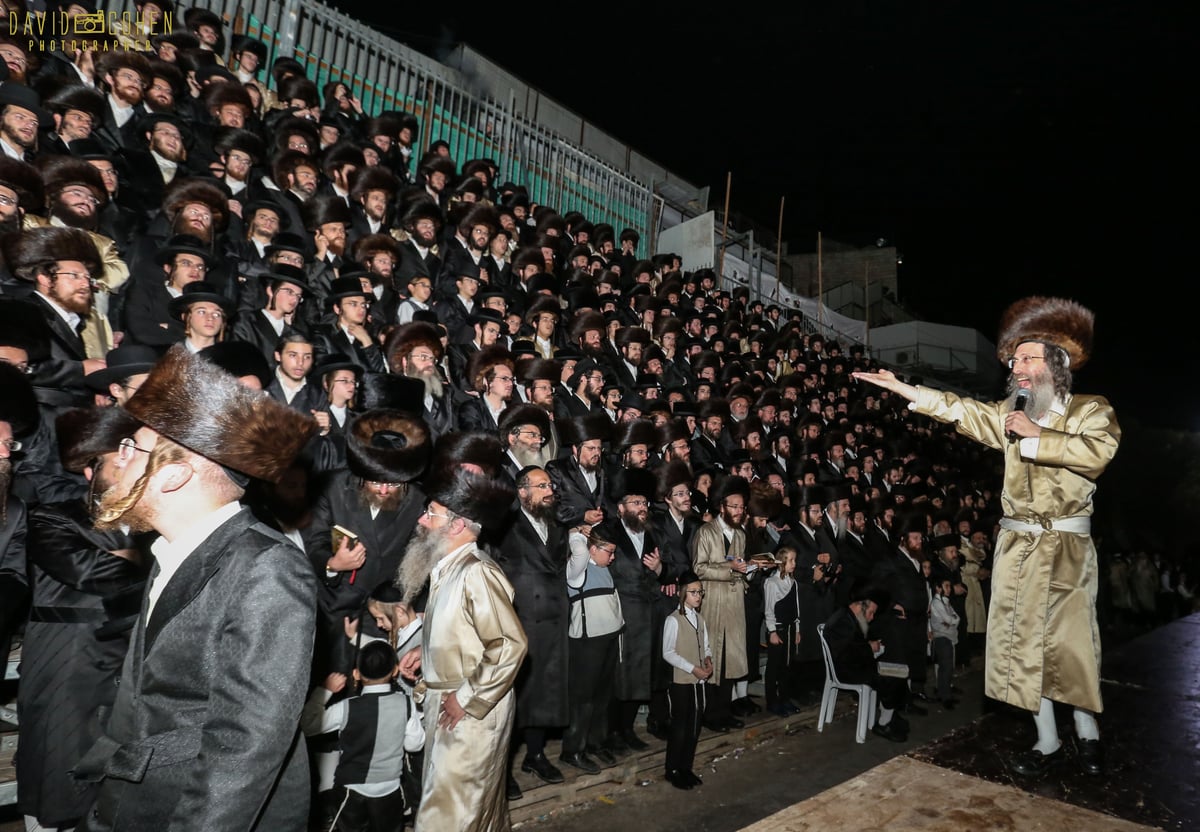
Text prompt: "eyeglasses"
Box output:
[[332, 378, 359, 386], [275, 286, 302, 298], [1007, 354, 1045, 369], [515, 429, 545, 444], [524, 481, 555, 490], [722, 502, 745, 511], [182, 207, 212, 220], [622, 499, 648, 508], [589, 544, 617, 556], [53, 270, 95, 285], [669, 488, 690, 499], [0, 439, 22, 452], [409, 352, 436, 362], [685, 589, 705, 597], [492, 374, 515, 383], [114, 70, 146, 86], [0, 194, 16, 207], [421, 506, 452, 520], [117, 437, 152, 463], [0, 51, 27, 68], [60, 187, 100, 205], [176, 258, 207, 272]]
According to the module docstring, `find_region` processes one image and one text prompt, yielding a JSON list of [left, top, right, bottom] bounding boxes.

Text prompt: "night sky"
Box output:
[[337, 3, 1191, 430]]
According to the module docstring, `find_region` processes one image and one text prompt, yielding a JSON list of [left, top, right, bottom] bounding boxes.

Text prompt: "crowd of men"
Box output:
[[2, 3, 1120, 831]]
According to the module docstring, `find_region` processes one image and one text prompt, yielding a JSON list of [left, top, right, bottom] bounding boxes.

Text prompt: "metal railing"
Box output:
[[104, 0, 655, 243]]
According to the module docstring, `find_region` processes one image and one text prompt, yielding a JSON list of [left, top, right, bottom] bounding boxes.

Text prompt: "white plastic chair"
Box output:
[[816, 622, 877, 743]]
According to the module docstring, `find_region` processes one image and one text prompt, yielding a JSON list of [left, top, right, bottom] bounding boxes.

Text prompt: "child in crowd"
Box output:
[[929, 577, 961, 709], [662, 569, 713, 790], [763, 545, 802, 716], [561, 526, 625, 774], [302, 640, 425, 832]]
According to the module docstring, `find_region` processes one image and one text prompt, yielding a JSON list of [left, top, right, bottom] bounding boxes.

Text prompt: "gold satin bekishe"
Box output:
[[914, 387, 1120, 713]]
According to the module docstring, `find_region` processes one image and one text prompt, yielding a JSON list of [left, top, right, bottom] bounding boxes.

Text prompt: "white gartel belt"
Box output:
[[999, 515, 1091, 535]]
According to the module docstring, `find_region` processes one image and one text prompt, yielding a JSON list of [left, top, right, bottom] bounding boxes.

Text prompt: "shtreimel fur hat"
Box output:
[[345, 409, 430, 483], [6, 226, 101, 281], [125, 345, 317, 483], [996, 296, 1094, 370], [424, 431, 515, 530]]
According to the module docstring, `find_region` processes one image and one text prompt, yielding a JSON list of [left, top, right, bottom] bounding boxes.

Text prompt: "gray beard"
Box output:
[[852, 606, 870, 637], [0, 458, 10, 524], [1005, 373, 1057, 421], [397, 524, 452, 604], [408, 365, 443, 399], [510, 444, 548, 468]]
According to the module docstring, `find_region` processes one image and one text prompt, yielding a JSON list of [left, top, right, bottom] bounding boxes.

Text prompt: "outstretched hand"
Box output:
[[851, 369, 918, 403]]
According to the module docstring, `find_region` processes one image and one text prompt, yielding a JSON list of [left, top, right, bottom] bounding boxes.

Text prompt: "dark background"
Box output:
[[337, 3, 1192, 431]]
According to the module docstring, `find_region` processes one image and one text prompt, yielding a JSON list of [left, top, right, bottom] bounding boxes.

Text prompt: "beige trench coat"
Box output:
[[914, 387, 1120, 713], [690, 520, 747, 683], [416, 542, 528, 832]]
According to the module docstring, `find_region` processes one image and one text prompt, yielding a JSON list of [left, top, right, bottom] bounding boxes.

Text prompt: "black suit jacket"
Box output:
[[231, 309, 301, 366], [24, 294, 90, 410], [546, 456, 605, 527], [395, 239, 440, 284], [76, 508, 315, 831], [304, 472, 426, 620], [497, 511, 570, 726], [310, 325, 386, 373]]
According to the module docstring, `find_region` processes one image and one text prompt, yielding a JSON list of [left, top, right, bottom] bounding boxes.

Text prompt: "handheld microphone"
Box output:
[[1007, 388, 1030, 442]]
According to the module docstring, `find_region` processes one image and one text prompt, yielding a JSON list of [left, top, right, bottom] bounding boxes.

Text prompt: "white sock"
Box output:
[[1073, 708, 1100, 741], [1032, 697, 1062, 754], [879, 706, 894, 726], [734, 680, 748, 699]]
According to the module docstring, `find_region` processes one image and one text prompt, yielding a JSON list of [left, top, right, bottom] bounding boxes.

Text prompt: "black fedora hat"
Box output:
[[324, 273, 374, 310], [258, 264, 310, 291], [167, 281, 235, 320], [154, 234, 216, 267], [84, 344, 159, 393], [0, 84, 51, 128], [310, 352, 362, 381]]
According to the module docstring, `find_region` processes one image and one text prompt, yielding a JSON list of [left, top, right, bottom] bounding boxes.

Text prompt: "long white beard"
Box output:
[[397, 524, 452, 604], [1005, 373, 1057, 421]]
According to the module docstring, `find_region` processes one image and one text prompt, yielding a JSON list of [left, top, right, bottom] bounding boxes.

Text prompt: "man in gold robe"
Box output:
[[853, 297, 1119, 779], [398, 433, 527, 831]]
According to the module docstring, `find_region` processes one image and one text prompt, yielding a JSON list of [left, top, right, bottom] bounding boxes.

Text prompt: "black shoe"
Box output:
[[606, 732, 630, 754], [938, 698, 958, 710], [559, 752, 601, 775], [703, 718, 731, 733], [645, 718, 670, 740], [664, 769, 693, 790], [730, 698, 755, 716], [906, 701, 928, 716], [724, 716, 745, 730], [685, 770, 703, 787], [521, 753, 565, 784], [507, 773, 523, 800], [1076, 738, 1104, 776], [588, 746, 617, 768], [1010, 746, 1063, 778], [621, 730, 649, 751], [872, 719, 909, 743], [912, 690, 930, 702]]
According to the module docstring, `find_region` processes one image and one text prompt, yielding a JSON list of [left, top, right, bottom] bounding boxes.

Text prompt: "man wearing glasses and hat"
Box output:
[[310, 274, 386, 372], [231, 265, 310, 364], [74, 346, 318, 831], [5, 227, 107, 412], [854, 296, 1120, 778], [0, 83, 50, 163], [122, 234, 215, 350]]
